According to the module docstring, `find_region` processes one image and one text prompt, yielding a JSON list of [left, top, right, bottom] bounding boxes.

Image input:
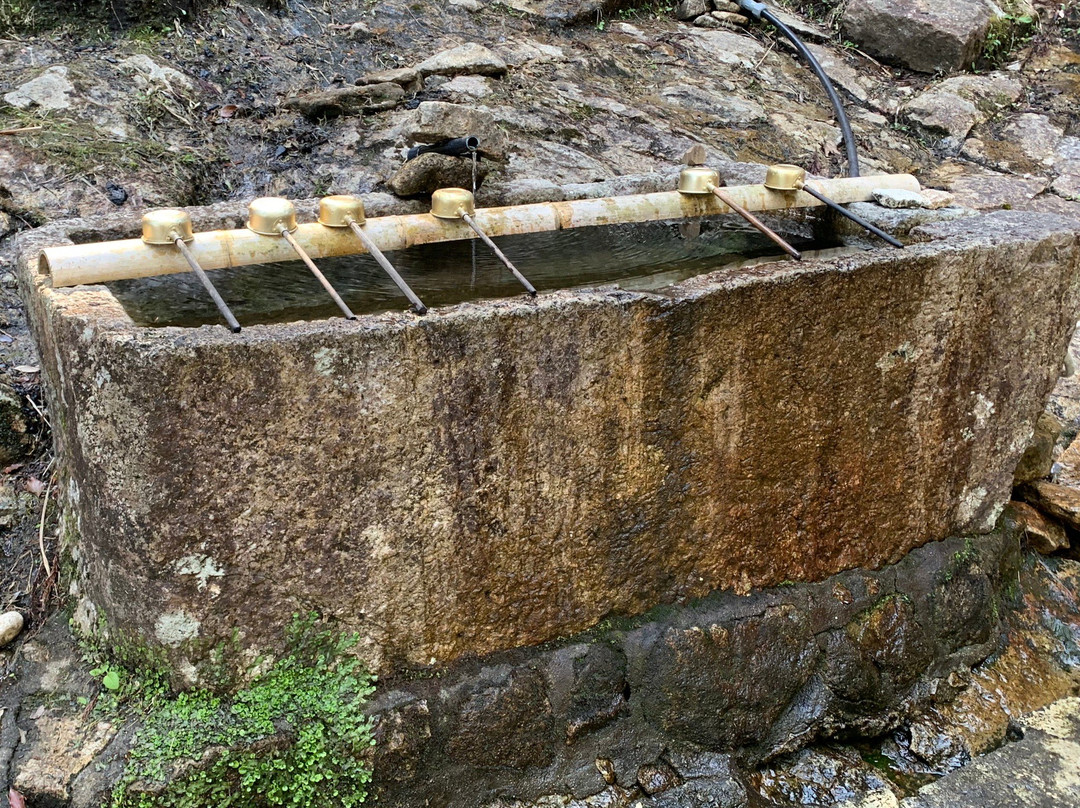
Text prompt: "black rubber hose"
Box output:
[[739, 0, 860, 178], [799, 183, 903, 247], [406, 136, 480, 161]]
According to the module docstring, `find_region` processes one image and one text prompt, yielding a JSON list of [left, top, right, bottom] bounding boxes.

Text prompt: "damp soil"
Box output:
[[104, 218, 855, 329]]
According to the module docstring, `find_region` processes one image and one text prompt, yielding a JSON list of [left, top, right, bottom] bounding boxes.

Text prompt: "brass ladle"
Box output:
[[318, 195, 427, 315], [141, 210, 242, 333], [764, 164, 903, 249], [247, 197, 356, 320], [431, 188, 537, 297], [678, 167, 802, 260]]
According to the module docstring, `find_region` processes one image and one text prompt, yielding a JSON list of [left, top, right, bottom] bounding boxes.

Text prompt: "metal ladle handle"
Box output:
[[279, 226, 357, 320], [709, 186, 801, 260], [460, 212, 537, 297], [173, 234, 242, 333], [346, 219, 428, 315]]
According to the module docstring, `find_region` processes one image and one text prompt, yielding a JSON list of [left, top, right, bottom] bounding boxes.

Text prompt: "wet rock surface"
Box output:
[[898, 698, 1080, 807], [9, 527, 1064, 808], [356, 530, 1018, 808]]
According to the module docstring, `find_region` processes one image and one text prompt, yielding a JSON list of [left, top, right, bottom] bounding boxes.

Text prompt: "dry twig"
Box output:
[[38, 486, 51, 579]]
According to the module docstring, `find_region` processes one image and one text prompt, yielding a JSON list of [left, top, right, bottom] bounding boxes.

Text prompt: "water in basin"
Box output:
[[105, 218, 851, 328]]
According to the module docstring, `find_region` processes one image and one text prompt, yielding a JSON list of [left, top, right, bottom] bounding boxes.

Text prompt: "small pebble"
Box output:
[[596, 758, 617, 785], [0, 611, 25, 648], [710, 10, 749, 24]]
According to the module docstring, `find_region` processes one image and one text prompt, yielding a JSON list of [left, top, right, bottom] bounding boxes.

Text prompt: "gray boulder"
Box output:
[[389, 152, 491, 197], [415, 43, 508, 78], [842, 0, 994, 73], [903, 72, 1022, 152], [3, 66, 74, 111]]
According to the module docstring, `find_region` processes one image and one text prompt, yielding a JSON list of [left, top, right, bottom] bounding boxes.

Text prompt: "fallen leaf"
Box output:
[[219, 104, 240, 118], [9, 787, 26, 808], [3, 462, 24, 474], [12, 365, 39, 374], [25, 477, 44, 496], [30, 705, 45, 720]]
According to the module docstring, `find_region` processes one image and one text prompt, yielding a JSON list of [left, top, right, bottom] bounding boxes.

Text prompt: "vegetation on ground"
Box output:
[[81, 614, 377, 808]]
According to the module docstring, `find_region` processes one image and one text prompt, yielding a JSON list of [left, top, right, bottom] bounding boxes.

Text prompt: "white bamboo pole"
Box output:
[[40, 174, 920, 288]]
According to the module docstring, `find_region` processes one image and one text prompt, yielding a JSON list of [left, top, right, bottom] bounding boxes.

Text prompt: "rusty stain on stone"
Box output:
[[13, 209, 1080, 681]]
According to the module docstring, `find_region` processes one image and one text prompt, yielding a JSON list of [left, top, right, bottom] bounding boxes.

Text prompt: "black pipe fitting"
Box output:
[[406, 136, 480, 161]]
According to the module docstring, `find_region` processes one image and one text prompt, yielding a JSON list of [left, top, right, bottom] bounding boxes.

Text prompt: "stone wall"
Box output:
[[365, 529, 1019, 808], [14, 209, 1080, 684]]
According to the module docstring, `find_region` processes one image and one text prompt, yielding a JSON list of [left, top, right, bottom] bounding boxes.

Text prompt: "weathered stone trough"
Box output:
[[13, 204, 1080, 696]]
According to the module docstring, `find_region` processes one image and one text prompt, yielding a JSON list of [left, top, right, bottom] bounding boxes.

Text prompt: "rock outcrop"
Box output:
[[842, 0, 994, 73]]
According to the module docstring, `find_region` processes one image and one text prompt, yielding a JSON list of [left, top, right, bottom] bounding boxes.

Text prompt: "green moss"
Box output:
[[100, 614, 376, 808], [978, 10, 1038, 70], [954, 537, 979, 567]]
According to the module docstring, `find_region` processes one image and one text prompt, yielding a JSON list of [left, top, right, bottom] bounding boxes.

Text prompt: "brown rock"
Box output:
[[408, 101, 509, 161], [1019, 480, 1080, 534], [1055, 433, 1080, 488], [675, 0, 708, 19], [683, 144, 708, 166], [841, 0, 993, 73], [920, 189, 957, 210], [1004, 501, 1069, 554], [282, 82, 404, 119], [709, 11, 748, 25], [389, 152, 491, 197], [1014, 411, 1064, 485], [638, 762, 681, 795], [13, 715, 115, 804], [693, 11, 746, 27], [355, 67, 422, 94]]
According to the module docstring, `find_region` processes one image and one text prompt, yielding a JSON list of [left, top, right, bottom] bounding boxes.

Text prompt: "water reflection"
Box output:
[[107, 218, 825, 329]]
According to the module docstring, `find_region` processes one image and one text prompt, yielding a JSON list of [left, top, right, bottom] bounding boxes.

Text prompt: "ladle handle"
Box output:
[[174, 236, 242, 333], [348, 220, 428, 315], [710, 187, 801, 260], [461, 213, 537, 297], [280, 227, 358, 320], [799, 184, 904, 249]]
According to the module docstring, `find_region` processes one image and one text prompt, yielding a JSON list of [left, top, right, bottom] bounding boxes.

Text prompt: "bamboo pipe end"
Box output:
[[677, 167, 721, 195], [318, 195, 366, 228], [248, 197, 298, 236], [431, 188, 475, 219], [142, 210, 194, 245]]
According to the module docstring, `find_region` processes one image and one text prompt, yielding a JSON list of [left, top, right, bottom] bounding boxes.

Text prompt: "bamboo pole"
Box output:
[[41, 174, 920, 288]]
